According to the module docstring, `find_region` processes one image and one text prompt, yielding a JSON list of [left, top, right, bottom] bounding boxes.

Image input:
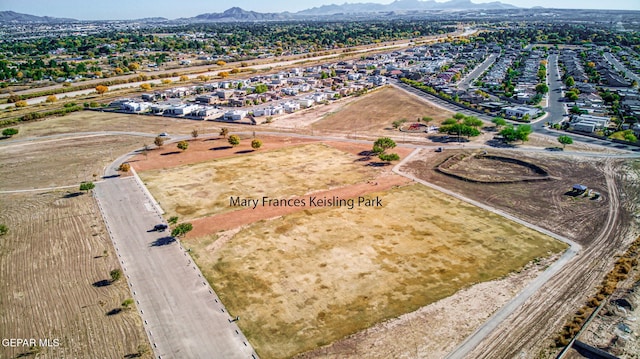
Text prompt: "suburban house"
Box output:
[[503, 106, 540, 119], [570, 114, 611, 133], [223, 109, 248, 121]]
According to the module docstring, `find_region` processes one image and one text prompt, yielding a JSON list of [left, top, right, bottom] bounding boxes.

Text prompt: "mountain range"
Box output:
[[0, 0, 520, 23]]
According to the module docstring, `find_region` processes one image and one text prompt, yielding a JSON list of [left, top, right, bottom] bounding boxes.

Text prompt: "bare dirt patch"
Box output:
[[0, 191, 147, 359], [190, 184, 567, 359], [437, 152, 551, 183], [402, 149, 612, 244], [130, 135, 316, 172]]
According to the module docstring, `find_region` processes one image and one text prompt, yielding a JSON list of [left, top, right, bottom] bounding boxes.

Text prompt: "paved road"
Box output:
[[392, 149, 582, 359], [391, 72, 640, 153], [604, 52, 640, 85], [94, 177, 257, 359], [457, 53, 498, 90]]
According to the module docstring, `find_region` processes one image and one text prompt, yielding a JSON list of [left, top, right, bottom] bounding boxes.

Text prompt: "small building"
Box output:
[[195, 95, 217, 105], [223, 110, 248, 121], [503, 106, 540, 119]]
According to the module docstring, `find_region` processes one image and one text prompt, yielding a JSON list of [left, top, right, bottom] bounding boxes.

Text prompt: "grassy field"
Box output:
[[0, 135, 143, 191], [139, 143, 379, 221], [190, 184, 568, 359], [0, 191, 148, 359], [311, 86, 453, 134]]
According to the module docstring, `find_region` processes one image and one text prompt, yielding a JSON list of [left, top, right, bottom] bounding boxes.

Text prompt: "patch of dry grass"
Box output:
[[191, 184, 568, 359], [0, 135, 142, 190], [311, 86, 453, 134], [139, 143, 378, 221]]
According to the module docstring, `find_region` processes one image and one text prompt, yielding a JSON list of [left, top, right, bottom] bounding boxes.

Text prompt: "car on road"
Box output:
[[159, 132, 169, 137], [153, 224, 168, 231]]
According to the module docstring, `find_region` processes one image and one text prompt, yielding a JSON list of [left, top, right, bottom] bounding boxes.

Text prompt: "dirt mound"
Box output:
[[437, 151, 551, 183]]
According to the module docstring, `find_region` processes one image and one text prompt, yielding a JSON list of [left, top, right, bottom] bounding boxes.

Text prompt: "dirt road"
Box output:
[[463, 159, 636, 358]]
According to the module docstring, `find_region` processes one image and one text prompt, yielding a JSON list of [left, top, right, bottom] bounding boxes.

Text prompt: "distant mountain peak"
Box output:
[[0, 10, 76, 23]]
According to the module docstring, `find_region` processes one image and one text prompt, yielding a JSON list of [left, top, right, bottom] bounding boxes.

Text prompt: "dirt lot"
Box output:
[[189, 184, 567, 359], [310, 86, 453, 136], [400, 152, 640, 359], [401, 149, 613, 243], [0, 191, 148, 359], [138, 143, 384, 221], [0, 135, 142, 191]]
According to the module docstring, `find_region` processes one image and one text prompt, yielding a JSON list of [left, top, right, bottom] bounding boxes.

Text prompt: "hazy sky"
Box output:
[[1, 0, 638, 20]]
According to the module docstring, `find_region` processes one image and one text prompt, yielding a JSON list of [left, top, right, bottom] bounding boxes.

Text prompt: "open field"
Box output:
[[0, 135, 142, 191], [0, 191, 148, 359], [311, 86, 453, 135], [138, 143, 380, 221], [1, 110, 253, 140], [189, 184, 567, 359], [400, 152, 640, 359]]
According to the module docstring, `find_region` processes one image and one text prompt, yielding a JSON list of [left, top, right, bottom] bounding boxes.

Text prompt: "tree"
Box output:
[[179, 75, 189, 82], [79, 181, 95, 193], [128, 62, 140, 71], [168, 216, 179, 225], [121, 298, 134, 310], [161, 79, 172, 85], [154, 136, 164, 147], [46, 95, 57, 103], [565, 76, 575, 87], [216, 60, 227, 66], [492, 117, 506, 129], [191, 129, 199, 139], [14, 100, 27, 108], [535, 83, 549, 94], [110, 269, 122, 283], [463, 116, 483, 128], [219, 127, 229, 138], [0, 224, 8, 236], [118, 163, 131, 172], [219, 71, 229, 78], [378, 153, 400, 162], [95, 85, 108, 96], [136, 344, 150, 357], [228, 134, 240, 147], [140, 83, 152, 91], [372, 137, 396, 154], [177, 140, 189, 151], [500, 125, 532, 144], [625, 132, 637, 142], [558, 135, 573, 149], [171, 223, 193, 237], [251, 139, 262, 150], [421, 116, 434, 124], [453, 112, 465, 120], [2, 128, 19, 137], [392, 119, 407, 130]]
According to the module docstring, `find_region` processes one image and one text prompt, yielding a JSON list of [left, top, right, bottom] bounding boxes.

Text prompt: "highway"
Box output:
[[94, 176, 257, 359]]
